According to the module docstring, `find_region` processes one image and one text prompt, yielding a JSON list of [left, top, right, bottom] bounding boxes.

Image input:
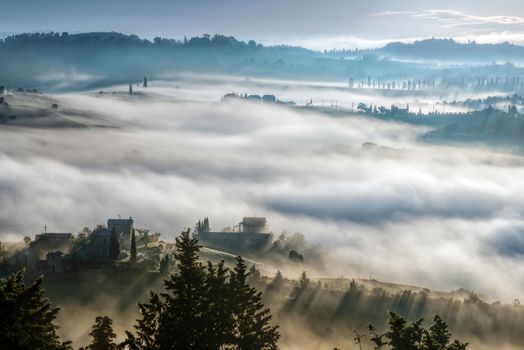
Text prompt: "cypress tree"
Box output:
[[130, 229, 137, 263]]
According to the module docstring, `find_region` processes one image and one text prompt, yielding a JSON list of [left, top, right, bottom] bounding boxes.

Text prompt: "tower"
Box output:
[[129, 84, 133, 94], [143, 76, 148, 88]]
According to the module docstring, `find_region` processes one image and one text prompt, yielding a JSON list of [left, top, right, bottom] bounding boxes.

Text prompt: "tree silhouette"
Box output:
[[130, 229, 137, 263], [83, 316, 117, 350], [203, 260, 233, 348], [366, 312, 468, 350], [0, 270, 72, 350], [124, 231, 280, 349], [125, 229, 210, 349], [123, 290, 163, 350], [230, 256, 280, 350]]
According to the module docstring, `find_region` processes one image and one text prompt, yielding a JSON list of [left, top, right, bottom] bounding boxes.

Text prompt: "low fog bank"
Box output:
[[2, 81, 524, 303]]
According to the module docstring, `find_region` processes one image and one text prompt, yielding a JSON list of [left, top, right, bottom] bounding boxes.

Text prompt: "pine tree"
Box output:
[[130, 229, 137, 263], [367, 312, 468, 350], [203, 260, 233, 348], [0, 270, 72, 350], [230, 256, 280, 350], [123, 291, 163, 350], [84, 316, 117, 350], [124, 230, 208, 349], [154, 229, 209, 348], [124, 231, 281, 350], [109, 228, 120, 267]]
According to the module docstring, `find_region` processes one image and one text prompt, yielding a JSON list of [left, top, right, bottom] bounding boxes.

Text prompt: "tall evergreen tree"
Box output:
[[109, 227, 120, 267], [83, 316, 117, 350], [130, 229, 137, 263], [0, 270, 71, 350], [230, 256, 280, 350], [156, 229, 208, 348], [203, 260, 233, 349], [126, 229, 210, 349], [123, 291, 163, 350], [124, 232, 281, 350]]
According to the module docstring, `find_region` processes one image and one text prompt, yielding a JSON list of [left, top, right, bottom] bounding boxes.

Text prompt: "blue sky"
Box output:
[[1, 0, 524, 49]]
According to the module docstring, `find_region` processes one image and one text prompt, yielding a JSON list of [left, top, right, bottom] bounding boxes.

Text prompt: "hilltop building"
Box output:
[[198, 217, 272, 254], [72, 226, 114, 267], [262, 95, 276, 103], [36, 251, 71, 274], [107, 217, 134, 248], [89, 228, 112, 261], [30, 232, 73, 257]]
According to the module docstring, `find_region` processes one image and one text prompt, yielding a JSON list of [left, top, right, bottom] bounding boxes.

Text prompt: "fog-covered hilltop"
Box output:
[[2, 32, 524, 91], [335, 38, 524, 64]]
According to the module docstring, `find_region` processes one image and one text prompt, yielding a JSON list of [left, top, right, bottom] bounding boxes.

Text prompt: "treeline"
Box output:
[[256, 269, 524, 349], [0, 229, 472, 350], [3, 32, 524, 92]]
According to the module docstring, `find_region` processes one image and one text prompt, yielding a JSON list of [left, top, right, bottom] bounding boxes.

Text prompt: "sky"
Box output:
[[1, 0, 524, 49]]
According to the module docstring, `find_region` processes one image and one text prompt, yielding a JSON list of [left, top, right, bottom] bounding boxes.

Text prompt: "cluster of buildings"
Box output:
[[222, 92, 296, 106], [16, 217, 134, 274], [7, 215, 274, 275]]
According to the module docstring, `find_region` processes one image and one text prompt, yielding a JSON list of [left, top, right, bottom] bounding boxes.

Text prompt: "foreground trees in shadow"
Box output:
[[0, 230, 469, 350], [80, 316, 117, 350], [333, 312, 468, 350], [123, 229, 280, 350], [368, 312, 467, 350], [0, 270, 72, 350]]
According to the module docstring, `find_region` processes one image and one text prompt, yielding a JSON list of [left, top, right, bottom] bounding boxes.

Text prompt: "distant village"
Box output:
[[222, 92, 296, 105], [0, 216, 298, 277]]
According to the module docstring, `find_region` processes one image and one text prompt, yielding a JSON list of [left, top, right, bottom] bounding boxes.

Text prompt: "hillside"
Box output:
[[3, 32, 524, 91]]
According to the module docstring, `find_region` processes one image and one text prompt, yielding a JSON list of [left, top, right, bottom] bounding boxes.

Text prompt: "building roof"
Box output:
[[242, 217, 267, 225], [34, 232, 72, 241], [91, 228, 112, 237], [47, 250, 63, 257], [107, 217, 133, 225]]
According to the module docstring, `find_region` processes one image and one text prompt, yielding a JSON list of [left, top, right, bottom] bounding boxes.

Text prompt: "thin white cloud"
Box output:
[[376, 9, 524, 28]]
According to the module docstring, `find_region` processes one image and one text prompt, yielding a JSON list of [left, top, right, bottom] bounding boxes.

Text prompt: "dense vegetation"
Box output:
[[0, 229, 475, 350]]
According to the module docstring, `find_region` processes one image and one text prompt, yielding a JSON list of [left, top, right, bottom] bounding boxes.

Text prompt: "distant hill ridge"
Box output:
[[2, 32, 524, 91]]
